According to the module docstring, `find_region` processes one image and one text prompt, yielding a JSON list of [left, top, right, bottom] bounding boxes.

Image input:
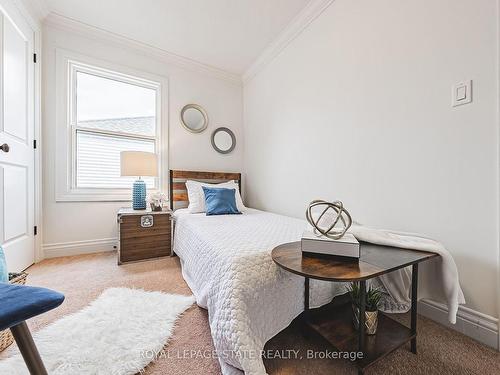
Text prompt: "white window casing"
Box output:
[[55, 49, 169, 201]]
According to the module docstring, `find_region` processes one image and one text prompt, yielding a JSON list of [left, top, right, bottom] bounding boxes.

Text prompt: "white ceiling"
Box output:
[[41, 0, 311, 75]]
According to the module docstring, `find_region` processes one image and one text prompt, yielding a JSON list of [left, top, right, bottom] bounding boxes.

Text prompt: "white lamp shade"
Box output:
[[120, 151, 158, 177]]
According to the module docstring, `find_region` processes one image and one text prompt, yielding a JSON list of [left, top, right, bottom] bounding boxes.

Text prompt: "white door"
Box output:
[[0, 3, 35, 272]]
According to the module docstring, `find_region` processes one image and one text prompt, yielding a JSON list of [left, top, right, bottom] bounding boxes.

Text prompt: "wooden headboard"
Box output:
[[169, 170, 241, 210]]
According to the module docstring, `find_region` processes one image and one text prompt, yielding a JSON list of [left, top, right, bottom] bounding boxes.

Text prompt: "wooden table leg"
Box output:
[[411, 263, 418, 354]]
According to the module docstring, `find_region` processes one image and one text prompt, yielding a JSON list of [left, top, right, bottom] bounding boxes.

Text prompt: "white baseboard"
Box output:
[[418, 299, 499, 350], [42, 238, 118, 259]]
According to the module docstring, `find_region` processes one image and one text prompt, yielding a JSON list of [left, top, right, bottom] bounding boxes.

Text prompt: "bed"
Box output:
[[174, 209, 348, 374], [169, 170, 353, 374]]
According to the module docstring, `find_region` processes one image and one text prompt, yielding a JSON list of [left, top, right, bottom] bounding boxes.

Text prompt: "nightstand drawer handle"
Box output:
[[141, 215, 154, 228]]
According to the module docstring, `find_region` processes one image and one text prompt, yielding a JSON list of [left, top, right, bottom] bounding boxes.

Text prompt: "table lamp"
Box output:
[[120, 151, 158, 210]]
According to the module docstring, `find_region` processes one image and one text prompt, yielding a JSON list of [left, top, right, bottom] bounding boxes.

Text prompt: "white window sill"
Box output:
[[55, 188, 160, 202]]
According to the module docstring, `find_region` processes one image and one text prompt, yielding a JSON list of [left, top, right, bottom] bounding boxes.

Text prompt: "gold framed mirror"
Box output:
[[180, 104, 208, 133]]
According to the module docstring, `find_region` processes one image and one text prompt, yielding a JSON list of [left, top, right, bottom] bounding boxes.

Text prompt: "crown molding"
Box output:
[[12, 0, 49, 30], [242, 0, 336, 83], [44, 12, 242, 85], [18, 1, 333, 85], [26, 0, 49, 20]]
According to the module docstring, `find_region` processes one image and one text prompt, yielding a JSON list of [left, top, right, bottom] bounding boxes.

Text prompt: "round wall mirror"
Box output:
[[180, 104, 208, 133], [211, 127, 236, 154]]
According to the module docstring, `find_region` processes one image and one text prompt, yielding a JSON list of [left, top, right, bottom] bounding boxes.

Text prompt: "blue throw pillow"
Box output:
[[202, 187, 241, 216], [0, 246, 8, 283]]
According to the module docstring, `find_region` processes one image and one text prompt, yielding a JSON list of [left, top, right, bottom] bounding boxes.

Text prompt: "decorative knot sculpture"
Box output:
[[305, 200, 352, 240]]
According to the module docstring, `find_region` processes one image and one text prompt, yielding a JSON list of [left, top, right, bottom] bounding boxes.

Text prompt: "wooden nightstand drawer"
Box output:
[[117, 209, 172, 264]]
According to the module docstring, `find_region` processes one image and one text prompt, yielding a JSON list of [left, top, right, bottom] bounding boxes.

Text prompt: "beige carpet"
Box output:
[[1, 251, 498, 374]]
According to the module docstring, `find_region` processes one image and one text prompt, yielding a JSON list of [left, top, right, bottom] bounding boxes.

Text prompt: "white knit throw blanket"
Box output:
[[348, 224, 465, 323]]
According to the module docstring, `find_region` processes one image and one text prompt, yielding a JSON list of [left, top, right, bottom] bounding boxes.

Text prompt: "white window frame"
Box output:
[[55, 49, 169, 201]]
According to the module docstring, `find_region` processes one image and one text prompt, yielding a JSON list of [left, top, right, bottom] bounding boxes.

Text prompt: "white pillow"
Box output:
[[185, 180, 246, 213]]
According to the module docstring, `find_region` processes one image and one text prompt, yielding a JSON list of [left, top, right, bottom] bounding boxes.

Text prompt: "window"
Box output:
[[73, 69, 157, 189], [55, 50, 167, 201]]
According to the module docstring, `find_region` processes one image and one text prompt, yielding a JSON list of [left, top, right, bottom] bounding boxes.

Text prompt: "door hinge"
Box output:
[[33, 139, 37, 149], [33, 53, 37, 63], [34, 226, 38, 236]]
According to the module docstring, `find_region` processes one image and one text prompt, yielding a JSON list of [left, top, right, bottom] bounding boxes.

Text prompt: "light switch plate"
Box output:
[[452, 80, 472, 107]]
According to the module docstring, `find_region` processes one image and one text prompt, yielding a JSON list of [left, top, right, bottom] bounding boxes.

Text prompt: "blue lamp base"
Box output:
[[132, 179, 147, 210]]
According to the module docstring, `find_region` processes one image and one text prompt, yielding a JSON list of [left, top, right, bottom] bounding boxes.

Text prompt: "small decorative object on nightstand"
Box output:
[[120, 151, 158, 210], [117, 208, 172, 264], [148, 192, 168, 212], [306, 199, 353, 239], [302, 200, 359, 259]]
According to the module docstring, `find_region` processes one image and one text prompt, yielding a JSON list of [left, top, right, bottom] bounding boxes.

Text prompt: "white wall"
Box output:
[[244, 0, 499, 318], [42, 24, 243, 249]]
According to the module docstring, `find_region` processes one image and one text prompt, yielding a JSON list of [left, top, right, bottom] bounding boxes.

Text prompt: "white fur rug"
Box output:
[[0, 288, 194, 374]]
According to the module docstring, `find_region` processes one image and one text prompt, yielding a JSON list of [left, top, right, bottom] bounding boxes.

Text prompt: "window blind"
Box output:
[[76, 130, 155, 189]]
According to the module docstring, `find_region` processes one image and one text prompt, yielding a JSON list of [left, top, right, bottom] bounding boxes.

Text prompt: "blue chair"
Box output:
[[0, 283, 64, 375]]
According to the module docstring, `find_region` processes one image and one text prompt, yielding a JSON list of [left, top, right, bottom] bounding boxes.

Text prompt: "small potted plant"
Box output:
[[148, 192, 168, 211], [348, 282, 382, 335]]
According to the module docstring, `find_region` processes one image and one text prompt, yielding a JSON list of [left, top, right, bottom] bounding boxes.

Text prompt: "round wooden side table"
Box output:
[[271, 241, 438, 375]]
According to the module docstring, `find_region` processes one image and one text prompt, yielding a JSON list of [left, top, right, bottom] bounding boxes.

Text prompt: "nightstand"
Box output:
[[272, 242, 439, 375], [117, 208, 172, 265]]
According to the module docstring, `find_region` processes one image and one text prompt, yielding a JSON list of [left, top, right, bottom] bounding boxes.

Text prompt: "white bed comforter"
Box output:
[[173, 209, 350, 374]]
